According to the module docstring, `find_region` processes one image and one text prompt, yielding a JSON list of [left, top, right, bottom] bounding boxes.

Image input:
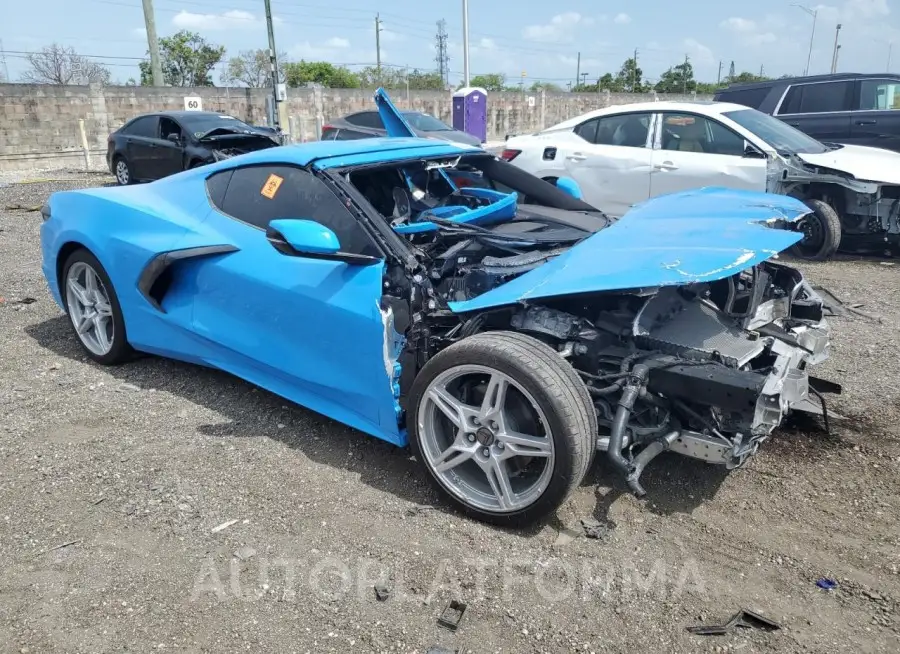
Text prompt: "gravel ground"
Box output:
[[1, 172, 899, 654]]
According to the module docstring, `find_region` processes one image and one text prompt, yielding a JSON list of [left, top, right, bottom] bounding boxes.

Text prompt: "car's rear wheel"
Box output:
[[62, 249, 133, 365], [790, 198, 842, 261], [408, 331, 595, 526], [113, 156, 133, 186]]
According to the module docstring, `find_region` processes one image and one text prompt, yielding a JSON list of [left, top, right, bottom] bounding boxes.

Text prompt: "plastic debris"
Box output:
[[816, 578, 838, 590], [374, 582, 391, 602], [437, 600, 467, 631], [687, 608, 781, 635], [210, 519, 239, 533]]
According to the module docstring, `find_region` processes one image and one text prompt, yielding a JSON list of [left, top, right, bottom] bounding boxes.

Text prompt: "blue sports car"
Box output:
[[39, 90, 837, 526]]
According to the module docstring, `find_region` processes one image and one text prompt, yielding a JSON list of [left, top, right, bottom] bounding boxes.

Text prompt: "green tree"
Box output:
[[596, 72, 619, 91], [654, 60, 697, 94], [221, 49, 286, 87], [356, 66, 405, 88], [468, 73, 506, 92], [283, 60, 361, 88], [724, 71, 771, 84], [615, 57, 645, 93], [139, 31, 225, 86], [529, 81, 562, 92], [406, 69, 445, 90]]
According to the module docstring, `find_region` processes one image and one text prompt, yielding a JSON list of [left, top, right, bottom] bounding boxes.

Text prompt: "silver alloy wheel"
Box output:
[[417, 364, 555, 513], [65, 261, 115, 356], [115, 159, 129, 185]]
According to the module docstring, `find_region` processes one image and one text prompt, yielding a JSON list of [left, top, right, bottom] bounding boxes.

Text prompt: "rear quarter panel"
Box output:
[[41, 175, 217, 358]]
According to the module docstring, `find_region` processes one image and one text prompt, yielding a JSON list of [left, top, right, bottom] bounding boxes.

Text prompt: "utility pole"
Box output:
[[263, 0, 281, 130], [682, 54, 689, 94], [462, 0, 470, 86], [575, 52, 580, 90], [717, 60, 723, 84], [632, 48, 638, 92], [580, 72, 589, 88], [830, 23, 842, 73], [0, 40, 9, 83], [141, 0, 163, 86], [833, 44, 841, 73], [375, 13, 383, 84], [792, 4, 817, 76], [760, 64, 765, 77]]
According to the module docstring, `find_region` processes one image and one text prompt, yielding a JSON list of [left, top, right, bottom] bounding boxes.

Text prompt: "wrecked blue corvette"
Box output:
[[39, 90, 836, 526]]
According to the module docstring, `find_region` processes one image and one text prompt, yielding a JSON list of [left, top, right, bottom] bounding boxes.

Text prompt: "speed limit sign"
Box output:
[[183, 96, 203, 111]]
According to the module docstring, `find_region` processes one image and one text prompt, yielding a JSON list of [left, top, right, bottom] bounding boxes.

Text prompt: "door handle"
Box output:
[[855, 119, 877, 125], [653, 161, 678, 171], [566, 152, 587, 161]]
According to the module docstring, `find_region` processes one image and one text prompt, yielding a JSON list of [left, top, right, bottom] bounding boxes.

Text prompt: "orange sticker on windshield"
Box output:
[[260, 174, 283, 199]]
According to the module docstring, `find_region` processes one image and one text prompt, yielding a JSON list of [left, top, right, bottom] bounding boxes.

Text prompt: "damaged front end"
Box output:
[[205, 130, 281, 162], [444, 262, 834, 496]]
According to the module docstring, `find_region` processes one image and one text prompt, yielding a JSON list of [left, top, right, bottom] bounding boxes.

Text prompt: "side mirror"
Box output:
[[555, 176, 583, 199], [743, 140, 766, 159], [266, 219, 382, 266], [166, 133, 181, 144]]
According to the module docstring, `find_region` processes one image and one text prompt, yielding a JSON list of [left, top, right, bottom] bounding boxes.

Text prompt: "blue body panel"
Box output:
[[449, 187, 809, 313]]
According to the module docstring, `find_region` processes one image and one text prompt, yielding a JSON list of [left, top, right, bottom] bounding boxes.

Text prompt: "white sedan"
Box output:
[[502, 101, 900, 260]]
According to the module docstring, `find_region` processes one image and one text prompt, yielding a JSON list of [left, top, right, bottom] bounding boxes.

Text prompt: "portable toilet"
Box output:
[[452, 87, 488, 143]]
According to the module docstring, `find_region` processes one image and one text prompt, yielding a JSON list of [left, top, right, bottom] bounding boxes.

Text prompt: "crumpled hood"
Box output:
[[198, 126, 280, 143], [448, 187, 809, 313], [796, 143, 900, 185]]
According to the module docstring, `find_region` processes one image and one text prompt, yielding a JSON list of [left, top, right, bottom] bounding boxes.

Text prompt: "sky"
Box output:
[[1, 0, 898, 86]]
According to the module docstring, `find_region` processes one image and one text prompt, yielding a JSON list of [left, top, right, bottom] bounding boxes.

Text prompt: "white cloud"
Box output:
[[522, 12, 594, 43], [380, 30, 405, 43], [289, 38, 381, 63], [613, 13, 632, 25], [720, 17, 777, 47], [172, 9, 265, 31], [131, 27, 147, 39], [324, 37, 350, 48], [684, 38, 714, 64], [477, 38, 498, 50], [557, 53, 603, 69], [721, 17, 757, 33]]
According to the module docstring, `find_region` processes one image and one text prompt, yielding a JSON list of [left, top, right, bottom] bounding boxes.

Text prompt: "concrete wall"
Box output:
[[0, 83, 711, 171]]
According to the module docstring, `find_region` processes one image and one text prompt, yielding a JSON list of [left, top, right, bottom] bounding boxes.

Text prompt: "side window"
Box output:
[[573, 118, 599, 143], [777, 81, 853, 114], [123, 116, 159, 138], [346, 112, 384, 129], [859, 80, 900, 110], [661, 114, 745, 156], [716, 86, 772, 109], [320, 127, 338, 140], [206, 169, 233, 207], [595, 114, 651, 147], [211, 165, 377, 256], [159, 117, 183, 141]]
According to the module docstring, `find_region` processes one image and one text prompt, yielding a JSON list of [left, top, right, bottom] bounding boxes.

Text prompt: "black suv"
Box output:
[[714, 73, 900, 152]]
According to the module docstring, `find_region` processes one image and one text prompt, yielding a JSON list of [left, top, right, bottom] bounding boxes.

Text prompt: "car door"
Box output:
[[650, 112, 768, 198], [560, 112, 654, 217], [155, 117, 187, 178], [189, 163, 400, 438], [122, 115, 160, 180], [852, 78, 900, 151], [774, 80, 854, 143]]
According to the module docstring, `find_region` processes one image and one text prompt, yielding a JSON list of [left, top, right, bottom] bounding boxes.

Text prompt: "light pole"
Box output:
[[791, 4, 817, 76], [830, 23, 842, 74], [462, 0, 470, 86]]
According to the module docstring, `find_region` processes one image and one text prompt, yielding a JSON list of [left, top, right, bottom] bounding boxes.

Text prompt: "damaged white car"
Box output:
[[503, 101, 900, 260]]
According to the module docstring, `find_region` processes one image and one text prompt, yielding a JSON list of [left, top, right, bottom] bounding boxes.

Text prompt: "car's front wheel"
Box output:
[[61, 248, 133, 365], [790, 198, 842, 261], [408, 331, 596, 526]]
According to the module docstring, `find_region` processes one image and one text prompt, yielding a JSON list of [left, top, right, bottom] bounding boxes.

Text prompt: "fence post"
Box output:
[[78, 119, 91, 170]]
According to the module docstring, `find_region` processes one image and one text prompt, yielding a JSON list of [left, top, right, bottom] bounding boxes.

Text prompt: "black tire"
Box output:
[[61, 248, 133, 365], [113, 155, 133, 186], [790, 198, 842, 261], [407, 330, 596, 526]]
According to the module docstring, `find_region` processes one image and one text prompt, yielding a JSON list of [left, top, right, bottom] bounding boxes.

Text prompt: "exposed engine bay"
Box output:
[[207, 132, 281, 161], [339, 152, 837, 495]]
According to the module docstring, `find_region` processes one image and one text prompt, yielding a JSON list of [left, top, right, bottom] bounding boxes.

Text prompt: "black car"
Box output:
[[714, 73, 900, 151], [322, 110, 482, 146], [107, 111, 281, 185]]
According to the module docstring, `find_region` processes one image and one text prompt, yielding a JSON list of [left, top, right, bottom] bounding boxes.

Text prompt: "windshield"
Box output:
[[723, 108, 829, 155], [180, 114, 254, 137], [402, 112, 452, 132]]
